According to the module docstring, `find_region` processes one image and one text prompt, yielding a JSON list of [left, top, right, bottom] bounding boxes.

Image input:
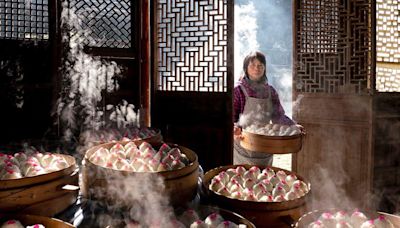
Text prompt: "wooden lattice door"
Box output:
[[55, 0, 143, 141], [152, 0, 234, 171], [293, 0, 374, 208]]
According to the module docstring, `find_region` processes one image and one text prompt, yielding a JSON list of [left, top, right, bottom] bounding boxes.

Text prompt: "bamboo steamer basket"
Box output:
[[202, 164, 311, 228], [176, 205, 256, 227], [240, 130, 303, 154], [0, 154, 79, 216], [0, 214, 74, 228], [82, 141, 199, 207], [294, 209, 400, 228], [202, 206, 255, 228]]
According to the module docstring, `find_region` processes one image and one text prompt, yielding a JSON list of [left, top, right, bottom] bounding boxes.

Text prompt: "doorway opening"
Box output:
[[234, 0, 293, 170]]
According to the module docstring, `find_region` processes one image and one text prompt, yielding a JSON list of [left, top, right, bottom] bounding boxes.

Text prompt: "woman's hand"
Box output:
[[296, 124, 306, 135], [234, 125, 244, 141]]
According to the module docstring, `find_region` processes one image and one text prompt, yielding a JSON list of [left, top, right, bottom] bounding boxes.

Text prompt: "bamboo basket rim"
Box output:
[[0, 214, 75, 227], [294, 208, 400, 228], [0, 154, 77, 190], [202, 164, 311, 211], [84, 140, 199, 179]]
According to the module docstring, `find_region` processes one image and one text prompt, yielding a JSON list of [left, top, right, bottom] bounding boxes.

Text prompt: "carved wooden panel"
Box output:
[[68, 0, 132, 48], [0, 0, 49, 40], [298, 1, 339, 54], [293, 95, 372, 208], [156, 0, 228, 92], [295, 0, 372, 94]]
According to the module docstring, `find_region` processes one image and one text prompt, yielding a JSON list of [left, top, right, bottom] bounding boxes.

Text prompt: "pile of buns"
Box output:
[[1, 219, 44, 228], [89, 142, 189, 172], [209, 166, 309, 202], [0, 152, 70, 180], [244, 123, 301, 136], [307, 210, 394, 228]]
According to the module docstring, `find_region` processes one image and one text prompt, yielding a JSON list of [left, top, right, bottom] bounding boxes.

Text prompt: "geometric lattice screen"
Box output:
[[376, 67, 400, 92], [156, 0, 228, 92], [295, 0, 372, 94], [298, 1, 339, 54], [0, 0, 49, 40], [376, 0, 400, 92], [68, 0, 131, 48]]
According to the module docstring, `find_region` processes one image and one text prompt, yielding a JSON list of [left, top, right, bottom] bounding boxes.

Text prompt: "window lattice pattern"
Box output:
[[376, 0, 400, 63], [376, 66, 400, 92], [298, 0, 339, 53], [157, 0, 228, 92], [69, 0, 131, 48], [376, 0, 400, 92], [295, 0, 372, 94], [0, 0, 49, 40]]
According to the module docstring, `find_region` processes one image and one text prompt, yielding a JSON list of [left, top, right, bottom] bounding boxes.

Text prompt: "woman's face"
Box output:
[[247, 59, 265, 81]]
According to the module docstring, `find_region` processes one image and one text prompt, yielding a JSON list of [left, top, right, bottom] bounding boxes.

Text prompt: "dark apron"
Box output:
[[233, 85, 273, 166]]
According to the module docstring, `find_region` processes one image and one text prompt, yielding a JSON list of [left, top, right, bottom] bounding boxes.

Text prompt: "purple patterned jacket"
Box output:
[[233, 78, 294, 126]]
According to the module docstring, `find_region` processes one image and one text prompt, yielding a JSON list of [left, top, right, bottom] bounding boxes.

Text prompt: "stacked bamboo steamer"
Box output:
[[215, 123, 308, 227], [203, 165, 311, 228], [0, 154, 79, 217], [240, 123, 304, 154], [81, 140, 199, 208]]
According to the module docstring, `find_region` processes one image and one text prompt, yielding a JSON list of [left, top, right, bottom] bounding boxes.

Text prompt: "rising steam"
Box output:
[[106, 174, 174, 227], [56, 2, 175, 226], [56, 1, 139, 143], [234, 2, 259, 83]]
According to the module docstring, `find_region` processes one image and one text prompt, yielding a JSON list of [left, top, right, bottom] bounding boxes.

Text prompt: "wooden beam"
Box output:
[[140, 0, 151, 127]]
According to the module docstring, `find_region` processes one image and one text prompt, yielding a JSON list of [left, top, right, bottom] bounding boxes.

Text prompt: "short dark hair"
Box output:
[[242, 51, 267, 78]]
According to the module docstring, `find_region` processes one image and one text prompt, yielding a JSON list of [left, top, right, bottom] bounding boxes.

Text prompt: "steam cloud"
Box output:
[[56, 1, 139, 144], [234, 2, 259, 84], [104, 174, 175, 227]]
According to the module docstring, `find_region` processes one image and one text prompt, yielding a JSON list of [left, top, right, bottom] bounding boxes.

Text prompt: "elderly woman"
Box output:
[[233, 51, 296, 166]]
